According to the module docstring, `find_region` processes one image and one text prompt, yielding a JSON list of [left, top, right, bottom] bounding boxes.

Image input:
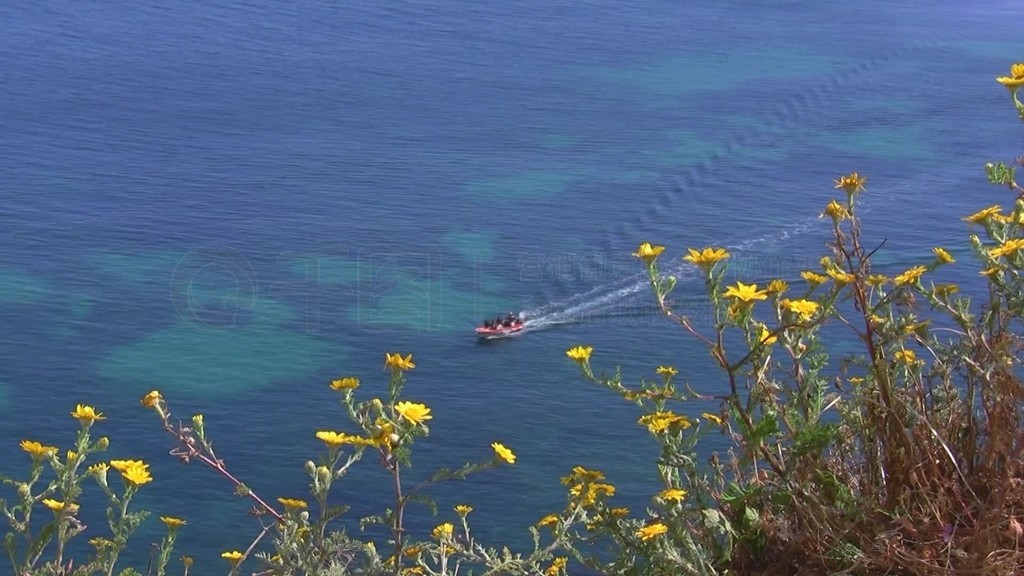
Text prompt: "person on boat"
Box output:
[[483, 319, 492, 329]]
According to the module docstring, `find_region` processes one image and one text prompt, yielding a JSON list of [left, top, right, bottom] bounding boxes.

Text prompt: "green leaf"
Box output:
[[403, 494, 437, 516]]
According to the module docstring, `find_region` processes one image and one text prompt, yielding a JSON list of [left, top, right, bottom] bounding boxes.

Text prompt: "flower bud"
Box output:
[[316, 465, 331, 486], [17, 483, 30, 499], [388, 433, 401, 447], [95, 436, 110, 450], [370, 398, 384, 411], [304, 460, 316, 475], [299, 510, 310, 523]]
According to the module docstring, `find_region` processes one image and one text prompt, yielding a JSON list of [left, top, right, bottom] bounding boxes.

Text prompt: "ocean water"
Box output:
[[1, 0, 1022, 572]]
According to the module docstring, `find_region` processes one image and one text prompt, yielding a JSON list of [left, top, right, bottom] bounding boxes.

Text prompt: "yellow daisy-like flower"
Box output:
[[935, 283, 959, 297], [826, 268, 855, 285], [658, 488, 687, 503], [545, 557, 568, 576], [384, 352, 415, 371], [757, 324, 777, 346], [42, 499, 67, 512], [1011, 63, 1024, 79], [277, 498, 308, 510], [569, 482, 616, 507], [996, 75, 1024, 89], [561, 466, 606, 485], [88, 462, 109, 475], [766, 279, 788, 295], [431, 522, 454, 541], [933, 247, 955, 264], [221, 551, 244, 564], [330, 377, 360, 391], [894, 349, 917, 364], [834, 172, 867, 194], [780, 299, 820, 322], [632, 242, 666, 264], [989, 238, 1024, 259], [394, 401, 433, 425], [20, 440, 58, 459], [963, 205, 1002, 225], [866, 274, 888, 287], [610, 507, 630, 517], [821, 199, 850, 220], [491, 442, 516, 464], [120, 462, 153, 486], [801, 270, 829, 287], [893, 265, 927, 286], [655, 365, 678, 377], [402, 568, 425, 576], [140, 390, 162, 409], [638, 411, 691, 434], [701, 412, 723, 425], [70, 405, 105, 425], [316, 431, 348, 448], [109, 459, 145, 473], [403, 545, 422, 557], [454, 504, 473, 516], [636, 522, 669, 541], [682, 247, 730, 269], [537, 514, 560, 527], [722, 281, 769, 303], [565, 345, 593, 363], [160, 516, 187, 528]]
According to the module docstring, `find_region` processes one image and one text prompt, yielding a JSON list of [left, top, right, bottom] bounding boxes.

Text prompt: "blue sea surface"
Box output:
[[1, 0, 1022, 572]]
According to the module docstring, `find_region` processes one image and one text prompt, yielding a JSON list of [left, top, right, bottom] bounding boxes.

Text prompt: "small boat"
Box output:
[[476, 315, 525, 338]]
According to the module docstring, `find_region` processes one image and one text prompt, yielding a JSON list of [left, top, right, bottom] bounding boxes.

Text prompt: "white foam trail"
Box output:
[[518, 177, 925, 334]]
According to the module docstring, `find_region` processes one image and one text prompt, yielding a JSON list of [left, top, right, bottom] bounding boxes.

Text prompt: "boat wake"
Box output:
[[516, 177, 923, 335]]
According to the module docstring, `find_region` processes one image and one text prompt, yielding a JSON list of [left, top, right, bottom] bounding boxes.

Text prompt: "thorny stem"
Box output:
[[392, 457, 405, 575]]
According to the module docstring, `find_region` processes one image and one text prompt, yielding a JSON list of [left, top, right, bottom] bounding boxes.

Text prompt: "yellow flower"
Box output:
[[722, 281, 768, 303], [316, 431, 348, 448], [109, 459, 145, 472], [454, 504, 473, 516], [277, 498, 308, 510], [537, 514, 560, 527], [766, 279, 788, 295], [996, 75, 1024, 89], [88, 462, 109, 475], [826, 268, 855, 285], [403, 545, 422, 557], [933, 247, 955, 264], [89, 537, 112, 549], [492, 442, 516, 464], [834, 172, 867, 194], [638, 411, 691, 434], [569, 482, 616, 506], [935, 283, 959, 297], [432, 522, 454, 540], [384, 352, 415, 371], [893, 265, 927, 286], [801, 271, 829, 287], [120, 462, 153, 486], [71, 405, 105, 425], [866, 274, 888, 287], [394, 401, 433, 425], [757, 325, 777, 346], [140, 390, 162, 408], [989, 238, 1024, 259], [161, 516, 187, 528], [221, 551, 244, 564], [701, 412, 723, 425], [682, 247, 730, 269], [658, 488, 687, 503], [20, 440, 58, 459], [895, 349, 917, 364], [979, 267, 1001, 277], [821, 199, 850, 220], [330, 377, 360, 391], [610, 507, 630, 517], [780, 299, 820, 322], [655, 365, 677, 377], [1012, 63, 1024, 79], [565, 345, 593, 363], [561, 466, 606, 485], [402, 568, 425, 576], [636, 522, 669, 541], [42, 499, 67, 512], [963, 205, 1002, 225], [370, 418, 396, 450], [632, 242, 666, 264], [545, 557, 568, 576], [181, 556, 194, 568]]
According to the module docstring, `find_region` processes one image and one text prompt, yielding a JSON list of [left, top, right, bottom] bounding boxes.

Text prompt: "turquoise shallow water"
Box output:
[[1, 0, 1022, 572]]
